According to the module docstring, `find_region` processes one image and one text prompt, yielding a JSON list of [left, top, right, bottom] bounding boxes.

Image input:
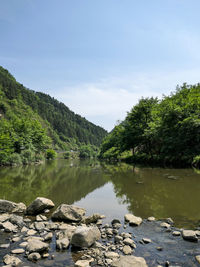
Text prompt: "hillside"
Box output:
[[0, 66, 107, 165]]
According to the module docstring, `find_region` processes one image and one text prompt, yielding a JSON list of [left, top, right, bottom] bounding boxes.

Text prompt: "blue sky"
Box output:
[[1, 0, 200, 130]]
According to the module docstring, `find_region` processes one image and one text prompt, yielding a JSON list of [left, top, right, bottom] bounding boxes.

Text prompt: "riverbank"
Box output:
[[0, 198, 200, 267]]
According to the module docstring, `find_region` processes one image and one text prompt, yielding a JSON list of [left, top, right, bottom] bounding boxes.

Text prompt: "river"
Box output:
[[0, 159, 200, 229]]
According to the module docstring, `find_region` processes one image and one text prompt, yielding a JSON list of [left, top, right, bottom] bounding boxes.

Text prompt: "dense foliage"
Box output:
[[0, 66, 106, 165], [99, 84, 200, 167]]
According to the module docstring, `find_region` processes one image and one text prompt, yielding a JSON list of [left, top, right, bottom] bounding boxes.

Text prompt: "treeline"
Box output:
[[0, 66, 107, 165], [99, 84, 200, 167]]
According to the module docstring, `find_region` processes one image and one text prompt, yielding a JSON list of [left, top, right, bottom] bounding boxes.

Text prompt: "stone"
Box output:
[[0, 213, 10, 222], [52, 204, 85, 222], [3, 254, 22, 265], [26, 239, 49, 253], [111, 219, 121, 225], [27, 229, 37, 236], [26, 197, 55, 215], [11, 248, 25, 254], [147, 216, 155, 222], [0, 243, 10, 248], [172, 231, 181, 236], [1, 221, 17, 232], [142, 238, 152, 244], [182, 230, 198, 242], [123, 238, 136, 248], [12, 236, 21, 242], [195, 255, 200, 264], [160, 222, 171, 228], [56, 238, 69, 250], [75, 260, 91, 267], [42, 253, 49, 258], [0, 200, 26, 214], [115, 235, 123, 243], [124, 214, 142, 226], [112, 255, 148, 267], [36, 214, 47, 221], [123, 245, 132, 255], [9, 214, 24, 227], [21, 226, 28, 232], [83, 213, 102, 224], [28, 252, 41, 261], [71, 226, 101, 248], [105, 251, 119, 259], [19, 241, 28, 248], [43, 232, 53, 241], [34, 221, 45, 231]]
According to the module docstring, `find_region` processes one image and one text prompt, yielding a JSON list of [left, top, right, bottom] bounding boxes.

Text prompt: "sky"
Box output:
[[1, 0, 200, 131]]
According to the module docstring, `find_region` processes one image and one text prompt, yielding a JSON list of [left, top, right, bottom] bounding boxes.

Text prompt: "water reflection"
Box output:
[[0, 159, 200, 228]]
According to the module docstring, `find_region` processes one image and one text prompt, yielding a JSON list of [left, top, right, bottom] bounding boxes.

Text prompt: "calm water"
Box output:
[[0, 159, 200, 228]]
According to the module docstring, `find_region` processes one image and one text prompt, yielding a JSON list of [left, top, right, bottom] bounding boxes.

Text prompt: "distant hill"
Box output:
[[0, 66, 107, 165]]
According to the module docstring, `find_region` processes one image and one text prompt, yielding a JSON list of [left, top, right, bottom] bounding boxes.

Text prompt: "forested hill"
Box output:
[[99, 84, 200, 167], [0, 66, 107, 147]]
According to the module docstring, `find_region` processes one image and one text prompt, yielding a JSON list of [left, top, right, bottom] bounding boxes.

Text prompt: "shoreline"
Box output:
[[0, 198, 200, 266]]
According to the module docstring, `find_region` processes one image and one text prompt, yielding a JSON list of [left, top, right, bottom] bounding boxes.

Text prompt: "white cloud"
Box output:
[[51, 69, 200, 131]]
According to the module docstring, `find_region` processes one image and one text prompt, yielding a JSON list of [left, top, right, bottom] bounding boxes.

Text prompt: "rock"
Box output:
[[52, 204, 85, 222], [195, 255, 200, 264], [160, 222, 171, 228], [83, 213, 102, 224], [0, 243, 10, 248], [0, 213, 10, 222], [147, 216, 155, 221], [26, 197, 55, 215], [0, 200, 26, 214], [196, 230, 200, 236], [56, 238, 69, 250], [172, 231, 181, 236], [142, 238, 152, 244], [115, 235, 123, 243], [71, 226, 101, 248], [12, 236, 21, 242], [9, 214, 24, 227], [19, 241, 28, 248], [123, 238, 136, 248], [111, 219, 121, 225], [75, 260, 91, 267], [124, 214, 142, 226], [34, 221, 45, 231], [26, 239, 49, 253], [21, 226, 28, 232], [182, 230, 198, 242], [122, 245, 132, 255], [27, 229, 37, 236], [36, 214, 47, 221], [28, 252, 41, 261], [105, 251, 119, 259], [43, 232, 53, 241], [11, 248, 24, 254], [1, 221, 17, 232], [42, 253, 49, 258], [112, 255, 148, 267], [3, 254, 22, 265]]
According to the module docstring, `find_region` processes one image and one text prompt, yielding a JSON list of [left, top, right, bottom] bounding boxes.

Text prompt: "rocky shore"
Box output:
[[0, 198, 200, 267]]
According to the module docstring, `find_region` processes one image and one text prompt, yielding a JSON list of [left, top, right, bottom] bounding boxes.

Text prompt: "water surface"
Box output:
[[0, 159, 200, 228]]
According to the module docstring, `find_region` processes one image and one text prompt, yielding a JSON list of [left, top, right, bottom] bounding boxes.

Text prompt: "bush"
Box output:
[[64, 151, 70, 159], [46, 149, 57, 160], [192, 155, 200, 169], [8, 153, 22, 165]]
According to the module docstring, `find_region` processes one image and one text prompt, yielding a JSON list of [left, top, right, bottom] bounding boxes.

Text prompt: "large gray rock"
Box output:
[[124, 214, 142, 226], [182, 230, 198, 242], [71, 226, 101, 248], [26, 239, 49, 253], [0, 199, 26, 214], [26, 197, 55, 215], [52, 204, 85, 222], [112, 255, 148, 267]]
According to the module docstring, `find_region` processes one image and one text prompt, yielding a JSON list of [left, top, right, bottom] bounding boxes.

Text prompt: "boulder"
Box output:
[[124, 214, 142, 226], [26, 240, 49, 253], [52, 204, 85, 222], [112, 255, 148, 267], [9, 214, 24, 227], [1, 221, 17, 232], [0, 200, 26, 214], [71, 226, 101, 248], [28, 252, 41, 261], [26, 197, 55, 215], [123, 245, 132, 255], [3, 254, 22, 265], [182, 230, 198, 242], [83, 213, 102, 224]]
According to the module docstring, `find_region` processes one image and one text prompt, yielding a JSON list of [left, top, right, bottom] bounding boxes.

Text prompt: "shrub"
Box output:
[[192, 155, 200, 169], [8, 153, 22, 165], [46, 149, 57, 160]]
